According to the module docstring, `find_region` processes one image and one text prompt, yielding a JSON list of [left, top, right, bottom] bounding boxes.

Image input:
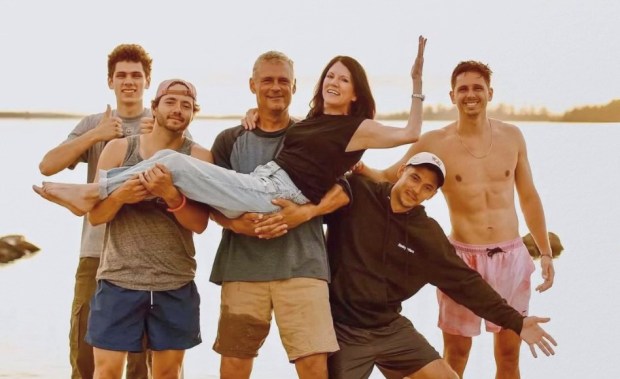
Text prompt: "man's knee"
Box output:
[[295, 353, 328, 379], [494, 330, 521, 364], [153, 366, 181, 379], [93, 347, 126, 379], [220, 356, 253, 379], [443, 333, 473, 357], [407, 359, 458, 379], [94, 362, 124, 379]]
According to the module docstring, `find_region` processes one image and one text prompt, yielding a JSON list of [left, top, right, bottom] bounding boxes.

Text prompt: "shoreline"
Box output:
[[2, 98, 620, 124]]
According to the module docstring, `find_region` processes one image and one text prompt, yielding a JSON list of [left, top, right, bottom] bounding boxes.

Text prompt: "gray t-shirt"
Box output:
[[209, 124, 330, 284], [97, 135, 197, 291], [66, 109, 151, 258]]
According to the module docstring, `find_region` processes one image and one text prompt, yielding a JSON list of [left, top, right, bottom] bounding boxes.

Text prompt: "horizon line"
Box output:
[[1, 98, 618, 119]]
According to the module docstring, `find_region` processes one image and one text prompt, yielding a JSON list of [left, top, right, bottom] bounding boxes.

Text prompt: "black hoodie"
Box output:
[[326, 175, 524, 334]]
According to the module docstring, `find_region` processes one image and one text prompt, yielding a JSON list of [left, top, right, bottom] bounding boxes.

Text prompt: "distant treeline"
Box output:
[[2, 99, 619, 122], [379, 99, 620, 122], [0, 112, 241, 120], [0, 111, 82, 119]]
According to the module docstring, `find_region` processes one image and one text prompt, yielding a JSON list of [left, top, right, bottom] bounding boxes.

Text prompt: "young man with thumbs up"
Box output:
[[38, 44, 155, 379]]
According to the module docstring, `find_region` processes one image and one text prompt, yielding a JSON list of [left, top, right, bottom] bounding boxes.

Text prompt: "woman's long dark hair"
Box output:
[[307, 56, 375, 119]]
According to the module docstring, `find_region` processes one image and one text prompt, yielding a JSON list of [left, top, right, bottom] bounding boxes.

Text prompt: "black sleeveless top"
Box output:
[[274, 114, 366, 204]]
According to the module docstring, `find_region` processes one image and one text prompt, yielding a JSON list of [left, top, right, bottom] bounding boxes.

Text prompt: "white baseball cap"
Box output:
[[406, 152, 446, 187]]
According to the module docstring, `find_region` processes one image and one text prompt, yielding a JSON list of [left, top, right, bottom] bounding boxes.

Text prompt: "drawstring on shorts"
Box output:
[[486, 247, 506, 257]]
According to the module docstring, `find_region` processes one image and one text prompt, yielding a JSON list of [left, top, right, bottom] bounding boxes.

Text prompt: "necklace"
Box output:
[[457, 119, 493, 159]]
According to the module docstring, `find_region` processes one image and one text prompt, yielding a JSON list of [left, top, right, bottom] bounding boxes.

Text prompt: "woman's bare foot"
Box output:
[[32, 182, 100, 216]]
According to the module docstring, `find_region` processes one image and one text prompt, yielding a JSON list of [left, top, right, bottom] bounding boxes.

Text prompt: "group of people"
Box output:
[[34, 36, 557, 379]]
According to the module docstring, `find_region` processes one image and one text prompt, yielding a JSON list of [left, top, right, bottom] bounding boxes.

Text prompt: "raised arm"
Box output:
[[513, 128, 555, 292], [39, 105, 124, 176], [346, 35, 426, 151]]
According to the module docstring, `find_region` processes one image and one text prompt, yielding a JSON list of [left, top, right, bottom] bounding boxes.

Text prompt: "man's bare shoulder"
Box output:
[[493, 119, 520, 131], [103, 137, 129, 153], [190, 143, 213, 163], [417, 122, 457, 147], [493, 119, 525, 140], [98, 137, 129, 169]]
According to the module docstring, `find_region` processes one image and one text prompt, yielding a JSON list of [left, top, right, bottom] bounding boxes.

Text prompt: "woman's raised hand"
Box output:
[[411, 35, 427, 82]]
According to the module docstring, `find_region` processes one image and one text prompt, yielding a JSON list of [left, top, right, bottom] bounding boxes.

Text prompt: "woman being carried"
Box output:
[[34, 36, 427, 220]]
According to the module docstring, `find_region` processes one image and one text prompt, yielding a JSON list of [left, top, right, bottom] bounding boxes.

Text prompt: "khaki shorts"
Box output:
[[213, 278, 339, 361], [437, 237, 536, 336]]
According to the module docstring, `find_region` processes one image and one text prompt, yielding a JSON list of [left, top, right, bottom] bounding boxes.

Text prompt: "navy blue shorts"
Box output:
[[85, 280, 201, 352]]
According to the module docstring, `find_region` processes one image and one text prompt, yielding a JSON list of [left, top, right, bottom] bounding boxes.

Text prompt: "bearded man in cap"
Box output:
[[83, 79, 212, 379]]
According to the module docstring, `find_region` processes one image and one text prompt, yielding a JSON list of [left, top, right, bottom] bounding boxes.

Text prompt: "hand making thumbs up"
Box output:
[[94, 104, 124, 141]]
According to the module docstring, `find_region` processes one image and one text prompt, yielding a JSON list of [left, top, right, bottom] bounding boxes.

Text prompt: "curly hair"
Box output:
[[107, 44, 153, 80]]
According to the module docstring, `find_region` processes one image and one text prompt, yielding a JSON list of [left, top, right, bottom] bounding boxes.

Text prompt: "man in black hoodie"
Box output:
[[326, 152, 556, 379]]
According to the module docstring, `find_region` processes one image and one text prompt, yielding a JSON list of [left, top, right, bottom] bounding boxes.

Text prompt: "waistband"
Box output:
[[448, 237, 524, 254], [258, 160, 282, 173]]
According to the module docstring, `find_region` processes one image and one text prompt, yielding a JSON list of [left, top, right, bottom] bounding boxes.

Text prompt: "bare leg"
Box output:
[[442, 332, 472, 378], [152, 350, 185, 379], [405, 358, 458, 379], [32, 182, 100, 216], [93, 347, 126, 379], [220, 356, 253, 379], [494, 329, 521, 379], [295, 353, 328, 379]]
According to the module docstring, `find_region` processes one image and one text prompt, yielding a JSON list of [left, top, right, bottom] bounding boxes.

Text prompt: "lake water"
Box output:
[[0, 119, 618, 378]]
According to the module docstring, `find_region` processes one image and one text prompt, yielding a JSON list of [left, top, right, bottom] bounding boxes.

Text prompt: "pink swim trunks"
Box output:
[[437, 237, 536, 336]]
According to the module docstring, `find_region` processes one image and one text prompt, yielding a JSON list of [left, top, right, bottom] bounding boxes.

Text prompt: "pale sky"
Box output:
[[2, 0, 619, 116]]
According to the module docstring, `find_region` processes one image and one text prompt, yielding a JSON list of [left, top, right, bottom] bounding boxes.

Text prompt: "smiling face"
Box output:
[[308, 56, 375, 119], [450, 71, 494, 117], [108, 61, 150, 106], [390, 165, 439, 213], [250, 58, 296, 115], [321, 61, 357, 115], [152, 83, 195, 133]]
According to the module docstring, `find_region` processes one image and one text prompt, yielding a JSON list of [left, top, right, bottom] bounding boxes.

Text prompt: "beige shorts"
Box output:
[[213, 278, 339, 361], [437, 237, 536, 337]]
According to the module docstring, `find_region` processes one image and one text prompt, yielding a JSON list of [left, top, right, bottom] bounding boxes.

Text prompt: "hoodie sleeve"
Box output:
[[418, 221, 524, 334]]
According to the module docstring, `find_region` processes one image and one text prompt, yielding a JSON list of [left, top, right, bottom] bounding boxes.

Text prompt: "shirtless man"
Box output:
[[358, 60, 555, 378]]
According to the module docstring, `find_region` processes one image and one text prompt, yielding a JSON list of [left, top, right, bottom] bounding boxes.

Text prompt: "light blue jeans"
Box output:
[[99, 149, 309, 219]]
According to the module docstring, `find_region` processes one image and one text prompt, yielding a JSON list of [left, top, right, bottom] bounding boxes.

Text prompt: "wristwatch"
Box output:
[[411, 93, 425, 101]]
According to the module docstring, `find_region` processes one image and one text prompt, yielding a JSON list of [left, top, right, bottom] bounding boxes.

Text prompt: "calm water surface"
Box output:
[[1, 119, 618, 378]]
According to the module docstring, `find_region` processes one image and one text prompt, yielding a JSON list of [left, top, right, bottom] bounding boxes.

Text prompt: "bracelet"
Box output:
[[166, 194, 187, 212], [540, 254, 552, 259], [411, 93, 425, 101]]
